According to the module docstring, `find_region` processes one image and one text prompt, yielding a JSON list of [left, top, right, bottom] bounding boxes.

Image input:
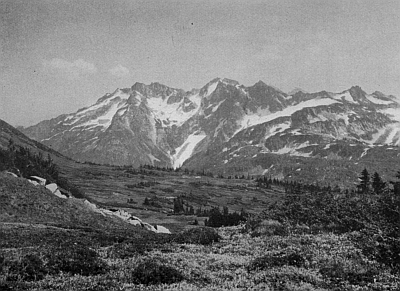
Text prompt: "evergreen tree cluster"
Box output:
[[173, 196, 195, 215], [256, 175, 337, 194], [357, 168, 387, 194], [171, 196, 248, 227], [0, 139, 59, 182], [0, 139, 85, 198], [143, 197, 162, 208], [204, 206, 248, 227]]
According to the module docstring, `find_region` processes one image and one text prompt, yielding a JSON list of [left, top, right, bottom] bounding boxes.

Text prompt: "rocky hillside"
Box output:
[[0, 171, 135, 230], [21, 79, 400, 181]]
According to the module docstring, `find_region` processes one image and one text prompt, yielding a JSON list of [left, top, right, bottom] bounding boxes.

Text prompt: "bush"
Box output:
[[5, 253, 47, 281], [246, 219, 289, 237], [130, 259, 184, 285], [352, 230, 400, 274], [46, 244, 107, 276], [319, 259, 379, 286], [108, 239, 156, 258], [174, 227, 220, 245], [248, 251, 306, 271]]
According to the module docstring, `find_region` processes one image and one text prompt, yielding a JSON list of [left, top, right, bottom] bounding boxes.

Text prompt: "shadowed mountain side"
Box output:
[[0, 119, 76, 169]]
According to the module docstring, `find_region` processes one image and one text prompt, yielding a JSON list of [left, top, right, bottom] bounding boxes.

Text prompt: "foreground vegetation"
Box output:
[[0, 139, 399, 290], [1, 223, 399, 290]]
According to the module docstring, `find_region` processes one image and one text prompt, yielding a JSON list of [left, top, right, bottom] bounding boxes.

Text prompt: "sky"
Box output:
[[1, 0, 399, 126]]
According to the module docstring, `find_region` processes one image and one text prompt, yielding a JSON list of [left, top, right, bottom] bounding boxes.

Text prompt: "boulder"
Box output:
[[155, 225, 171, 234], [46, 183, 67, 199], [5, 171, 18, 178], [27, 179, 39, 186], [128, 219, 142, 226], [142, 222, 157, 232], [29, 176, 46, 186], [84, 199, 105, 215]]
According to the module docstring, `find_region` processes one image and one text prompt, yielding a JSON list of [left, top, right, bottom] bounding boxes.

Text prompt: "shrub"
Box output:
[[108, 239, 154, 258], [319, 259, 379, 286], [5, 253, 47, 281], [174, 227, 220, 245], [246, 219, 289, 237], [352, 230, 400, 274], [46, 244, 107, 276], [248, 251, 306, 271], [130, 259, 184, 285]]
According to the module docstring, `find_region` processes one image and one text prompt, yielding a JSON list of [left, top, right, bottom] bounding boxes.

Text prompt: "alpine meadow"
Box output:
[[1, 1, 400, 290]]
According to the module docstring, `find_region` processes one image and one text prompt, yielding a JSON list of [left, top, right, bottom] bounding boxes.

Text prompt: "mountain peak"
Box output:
[[221, 78, 239, 86], [349, 85, 365, 94], [254, 80, 267, 87], [288, 88, 308, 95], [251, 80, 284, 94], [210, 77, 222, 83]]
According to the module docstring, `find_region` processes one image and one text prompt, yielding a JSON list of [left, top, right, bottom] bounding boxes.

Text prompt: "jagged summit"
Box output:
[[288, 88, 308, 95], [21, 78, 400, 172]]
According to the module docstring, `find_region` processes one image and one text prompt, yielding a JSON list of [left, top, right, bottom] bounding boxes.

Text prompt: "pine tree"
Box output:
[[372, 172, 386, 194], [357, 168, 370, 194], [173, 197, 185, 213]]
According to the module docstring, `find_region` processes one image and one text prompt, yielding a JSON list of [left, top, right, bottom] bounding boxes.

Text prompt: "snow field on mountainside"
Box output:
[[64, 89, 130, 126], [331, 91, 356, 103], [366, 94, 394, 105], [264, 122, 291, 139], [272, 142, 314, 157], [147, 93, 201, 126], [172, 133, 207, 168], [70, 100, 128, 131], [379, 107, 400, 122], [235, 97, 340, 136], [205, 80, 219, 97]]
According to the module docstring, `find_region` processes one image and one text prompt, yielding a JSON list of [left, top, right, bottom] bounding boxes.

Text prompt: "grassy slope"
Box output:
[[0, 172, 153, 234]]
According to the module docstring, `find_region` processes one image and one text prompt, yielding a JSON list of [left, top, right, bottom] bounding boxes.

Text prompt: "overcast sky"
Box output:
[[1, 0, 399, 126]]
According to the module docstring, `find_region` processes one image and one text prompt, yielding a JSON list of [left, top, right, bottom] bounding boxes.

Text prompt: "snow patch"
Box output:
[[75, 89, 130, 117], [360, 148, 369, 158], [379, 108, 400, 122], [70, 100, 126, 131], [331, 91, 356, 103], [205, 81, 219, 97], [272, 142, 313, 157], [235, 97, 339, 135], [264, 122, 291, 139], [366, 95, 394, 105], [147, 93, 200, 127], [147, 153, 160, 164], [172, 133, 207, 168], [211, 99, 225, 112]]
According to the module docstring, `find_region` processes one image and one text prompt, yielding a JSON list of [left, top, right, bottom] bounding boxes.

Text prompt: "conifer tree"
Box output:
[[357, 168, 370, 194], [372, 172, 386, 194]]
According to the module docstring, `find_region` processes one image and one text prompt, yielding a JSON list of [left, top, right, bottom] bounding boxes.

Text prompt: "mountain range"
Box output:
[[20, 78, 400, 185]]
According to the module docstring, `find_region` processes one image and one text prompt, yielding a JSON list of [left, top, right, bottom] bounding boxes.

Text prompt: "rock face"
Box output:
[[21, 79, 400, 174]]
